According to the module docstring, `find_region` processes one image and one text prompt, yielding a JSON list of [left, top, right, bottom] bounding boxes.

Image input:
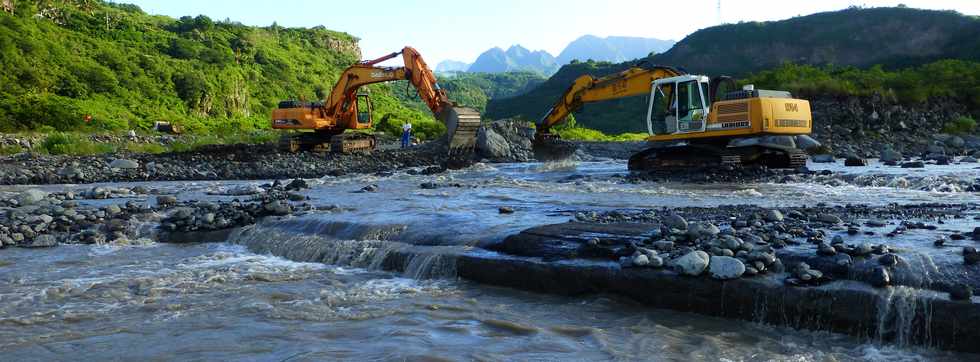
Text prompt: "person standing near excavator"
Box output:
[[401, 122, 412, 148]]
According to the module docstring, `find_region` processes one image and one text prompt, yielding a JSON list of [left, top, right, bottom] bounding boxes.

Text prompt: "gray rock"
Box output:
[[764, 209, 784, 222], [648, 255, 664, 268], [664, 213, 687, 231], [817, 243, 837, 256], [673, 250, 710, 276], [687, 222, 719, 239], [960, 156, 978, 163], [263, 201, 291, 215], [17, 189, 48, 206], [157, 195, 178, 206], [22, 234, 57, 248], [946, 136, 965, 148], [708, 256, 745, 280], [880, 149, 903, 163], [477, 127, 512, 160], [109, 159, 140, 169], [870, 266, 891, 287], [900, 161, 924, 168], [632, 254, 650, 267], [498, 206, 515, 214], [105, 204, 122, 216], [652, 240, 675, 252], [879, 253, 900, 266], [818, 214, 843, 224]]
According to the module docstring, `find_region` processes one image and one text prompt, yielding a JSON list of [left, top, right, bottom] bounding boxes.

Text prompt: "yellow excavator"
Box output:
[[535, 65, 812, 170], [272, 46, 481, 153]]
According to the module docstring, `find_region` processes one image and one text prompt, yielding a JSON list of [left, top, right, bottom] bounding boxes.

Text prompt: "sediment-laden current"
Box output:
[[1, 159, 977, 361]]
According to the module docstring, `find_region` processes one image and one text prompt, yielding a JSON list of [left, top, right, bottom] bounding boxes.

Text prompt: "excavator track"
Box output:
[[278, 132, 376, 154], [628, 142, 808, 171], [330, 133, 377, 153]]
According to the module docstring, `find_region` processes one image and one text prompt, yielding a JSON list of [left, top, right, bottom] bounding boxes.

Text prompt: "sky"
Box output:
[[121, 0, 980, 66]]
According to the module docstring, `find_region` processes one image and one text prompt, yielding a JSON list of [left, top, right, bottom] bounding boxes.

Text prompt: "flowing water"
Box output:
[[1, 159, 978, 361]]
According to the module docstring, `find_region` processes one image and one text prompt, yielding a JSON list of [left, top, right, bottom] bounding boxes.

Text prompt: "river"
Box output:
[[1, 159, 977, 361]]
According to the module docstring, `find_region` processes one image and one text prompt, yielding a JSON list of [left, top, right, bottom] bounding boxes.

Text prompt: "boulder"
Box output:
[[870, 266, 891, 287], [708, 256, 746, 280], [687, 222, 719, 239], [817, 214, 843, 224], [109, 158, 140, 169], [880, 149, 903, 163], [664, 213, 687, 231], [764, 209, 784, 222], [673, 250, 710, 276], [22, 234, 57, 248], [900, 161, 925, 168], [946, 136, 965, 148], [17, 189, 48, 206], [477, 127, 512, 160]]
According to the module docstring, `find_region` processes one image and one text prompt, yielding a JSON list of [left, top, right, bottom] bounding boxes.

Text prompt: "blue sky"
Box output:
[[121, 0, 980, 66]]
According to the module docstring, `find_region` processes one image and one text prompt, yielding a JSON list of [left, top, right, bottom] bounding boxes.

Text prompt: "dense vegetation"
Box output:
[[652, 6, 980, 76], [0, 0, 431, 135], [743, 60, 980, 110], [489, 57, 980, 136], [391, 71, 545, 113]]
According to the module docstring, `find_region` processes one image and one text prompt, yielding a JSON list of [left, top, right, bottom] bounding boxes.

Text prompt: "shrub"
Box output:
[[40, 133, 115, 155], [942, 116, 977, 134]]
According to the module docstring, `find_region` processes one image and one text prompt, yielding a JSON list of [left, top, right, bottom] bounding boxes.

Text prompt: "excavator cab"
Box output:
[[646, 75, 712, 136], [355, 93, 373, 125]]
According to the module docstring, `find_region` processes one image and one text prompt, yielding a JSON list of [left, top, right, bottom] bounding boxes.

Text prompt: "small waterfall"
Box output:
[[404, 250, 458, 279], [874, 286, 933, 348], [229, 224, 403, 270], [226, 222, 463, 280]]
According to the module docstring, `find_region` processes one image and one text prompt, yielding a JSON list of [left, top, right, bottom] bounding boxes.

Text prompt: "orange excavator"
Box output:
[[272, 46, 481, 153]]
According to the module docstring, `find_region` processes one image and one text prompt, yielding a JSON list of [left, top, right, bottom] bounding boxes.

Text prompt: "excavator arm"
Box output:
[[323, 47, 480, 148], [536, 65, 684, 141]]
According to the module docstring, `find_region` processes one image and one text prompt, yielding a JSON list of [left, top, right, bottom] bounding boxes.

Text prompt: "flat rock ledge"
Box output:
[[175, 220, 980, 354]]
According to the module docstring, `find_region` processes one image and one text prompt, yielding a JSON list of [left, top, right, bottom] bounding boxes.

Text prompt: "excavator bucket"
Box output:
[[444, 107, 482, 150]]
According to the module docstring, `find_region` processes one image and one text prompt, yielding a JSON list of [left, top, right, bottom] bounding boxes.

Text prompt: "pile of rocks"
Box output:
[[0, 179, 314, 249], [0, 140, 454, 185], [576, 203, 977, 288], [808, 95, 980, 158], [616, 213, 783, 281]]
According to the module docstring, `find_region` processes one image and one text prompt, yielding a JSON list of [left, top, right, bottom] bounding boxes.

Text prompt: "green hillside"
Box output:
[[392, 71, 545, 113], [652, 6, 980, 76], [0, 0, 433, 133], [485, 59, 653, 134], [487, 7, 980, 135]]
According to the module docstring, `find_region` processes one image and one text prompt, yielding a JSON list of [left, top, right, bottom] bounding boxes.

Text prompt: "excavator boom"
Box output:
[[272, 46, 480, 154]]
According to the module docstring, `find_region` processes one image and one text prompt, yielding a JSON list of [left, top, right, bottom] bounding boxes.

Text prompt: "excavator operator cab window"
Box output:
[[647, 77, 710, 136], [356, 94, 372, 124]]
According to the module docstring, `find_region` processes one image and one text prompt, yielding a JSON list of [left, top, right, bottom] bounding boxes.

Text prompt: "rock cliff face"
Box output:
[[809, 95, 977, 158]]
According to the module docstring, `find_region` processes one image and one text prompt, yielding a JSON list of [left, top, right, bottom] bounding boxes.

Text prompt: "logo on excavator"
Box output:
[[371, 71, 393, 79], [784, 103, 799, 112]]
